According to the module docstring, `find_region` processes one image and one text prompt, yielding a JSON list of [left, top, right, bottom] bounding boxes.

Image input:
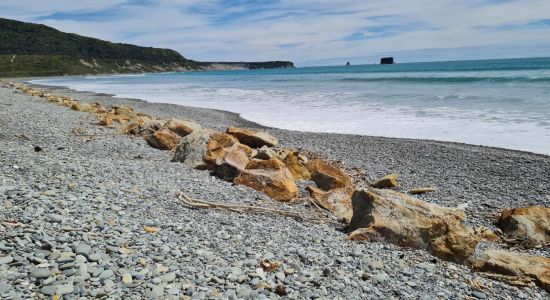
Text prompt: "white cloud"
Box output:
[[2, 0, 550, 65]]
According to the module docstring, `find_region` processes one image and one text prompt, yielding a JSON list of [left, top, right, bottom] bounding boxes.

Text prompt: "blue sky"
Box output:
[[2, 0, 550, 66]]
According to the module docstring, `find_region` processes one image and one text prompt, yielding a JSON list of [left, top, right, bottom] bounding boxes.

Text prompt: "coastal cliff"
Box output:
[[0, 18, 293, 77]]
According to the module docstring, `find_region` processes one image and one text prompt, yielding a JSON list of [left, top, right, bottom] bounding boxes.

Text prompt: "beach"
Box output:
[[1, 82, 549, 299]]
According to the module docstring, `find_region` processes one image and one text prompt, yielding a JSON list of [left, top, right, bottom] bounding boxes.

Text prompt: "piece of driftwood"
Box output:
[[176, 191, 328, 223]]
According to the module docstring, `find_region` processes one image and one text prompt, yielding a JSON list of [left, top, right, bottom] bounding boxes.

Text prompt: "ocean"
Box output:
[[31, 57, 550, 155]]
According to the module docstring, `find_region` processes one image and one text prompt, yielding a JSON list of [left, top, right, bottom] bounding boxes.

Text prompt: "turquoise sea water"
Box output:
[[32, 57, 550, 154]]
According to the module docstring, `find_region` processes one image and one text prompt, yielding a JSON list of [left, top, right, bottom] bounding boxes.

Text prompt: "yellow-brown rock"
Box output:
[[246, 158, 287, 171], [144, 128, 182, 150], [282, 151, 311, 180], [235, 157, 297, 201], [121, 119, 165, 135], [98, 115, 114, 127], [468, 250, 550, 292], [496, 205, 550, 247], [234, 168, 298, 202], [226, 127, 278, 148], [214, 146, 251, 181], [204, 132, 241, 169], [371, 173, 399, 189], [307, 159, 352, 191], [306, 186, 354, 223], [429, 223, 483, 263], [171, 129, 253, 171], [347, 188, 480, 262], [164, 118, 202, 137], [89, 102, 108, 114]]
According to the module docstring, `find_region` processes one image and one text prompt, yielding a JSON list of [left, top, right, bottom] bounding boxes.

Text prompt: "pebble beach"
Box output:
[[1, 83, 549, 299]]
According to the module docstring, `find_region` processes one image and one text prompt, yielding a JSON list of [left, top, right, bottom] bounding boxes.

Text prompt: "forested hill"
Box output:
[[0, 18, 294, 77]]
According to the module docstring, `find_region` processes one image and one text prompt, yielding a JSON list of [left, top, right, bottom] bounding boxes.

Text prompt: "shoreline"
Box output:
[[1, 83, 549, 298], [25, 80, 550, 159], [21, 82, 550, 229]]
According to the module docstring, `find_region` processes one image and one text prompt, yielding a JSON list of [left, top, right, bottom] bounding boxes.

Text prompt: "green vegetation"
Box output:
[[0, 17, 293, 77], [0, 55, 197, 77]]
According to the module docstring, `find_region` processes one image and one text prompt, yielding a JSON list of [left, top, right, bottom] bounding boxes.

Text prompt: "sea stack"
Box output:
[[380, 57, 395, 64]]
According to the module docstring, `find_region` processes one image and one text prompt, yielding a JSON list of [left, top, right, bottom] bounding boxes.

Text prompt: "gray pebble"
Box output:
[[30, 268, 51, 279], [0, 282, 12, 294], [57, 284, 74, 295], [472, 291, 487, 299], [0, 256, 14, 265]]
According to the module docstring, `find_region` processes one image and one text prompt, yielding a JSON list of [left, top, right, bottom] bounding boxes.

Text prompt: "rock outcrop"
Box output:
[[226, 127, 278, 148], [496, 205, 550, 247], [468, 250, 550, 292]]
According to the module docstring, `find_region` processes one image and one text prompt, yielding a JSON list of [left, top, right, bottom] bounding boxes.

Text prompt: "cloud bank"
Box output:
[[2, 0, 550, 66]]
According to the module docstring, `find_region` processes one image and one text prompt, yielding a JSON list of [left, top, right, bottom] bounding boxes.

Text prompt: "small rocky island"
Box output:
[[380, 57, 395, 64]]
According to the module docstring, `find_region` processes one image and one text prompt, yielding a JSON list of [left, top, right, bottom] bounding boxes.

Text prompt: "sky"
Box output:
[[2, 0, 550, 66]]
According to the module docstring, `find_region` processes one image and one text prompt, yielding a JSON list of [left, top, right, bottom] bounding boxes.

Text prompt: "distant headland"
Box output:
[[0, 18, 294, 77]]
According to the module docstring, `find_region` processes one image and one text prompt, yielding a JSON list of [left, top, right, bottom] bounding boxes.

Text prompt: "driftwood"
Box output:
[[176, 191, 329, 223]]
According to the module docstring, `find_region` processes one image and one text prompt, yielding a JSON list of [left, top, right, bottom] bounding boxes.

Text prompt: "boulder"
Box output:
[[235, 158, 297, 201], [171, 129, 211, 169], [496, 205, 550, 247], [164, 118, 201, 137], [371, 174, 399, 189], [172, 129, 252, 171], [204, 132, 244, 170], [144, 128, 182, 150], [282, 151, 311, 180], [307, 159, 352, 191], [306, 186, 354, 223], [347, 189, 480, 262], [226, 127, 278, 148], [214, 146, 250, 181], [468, 250, 550, 292]]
